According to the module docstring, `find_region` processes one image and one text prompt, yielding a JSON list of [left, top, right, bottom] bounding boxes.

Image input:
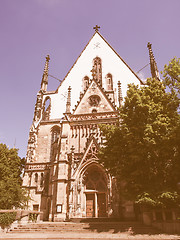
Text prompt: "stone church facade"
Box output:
[[23, 27, 157, 221]]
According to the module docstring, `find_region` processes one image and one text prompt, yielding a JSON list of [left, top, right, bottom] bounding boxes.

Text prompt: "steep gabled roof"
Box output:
[[97, 32, 143, 84], [56, 31, 143, 92]]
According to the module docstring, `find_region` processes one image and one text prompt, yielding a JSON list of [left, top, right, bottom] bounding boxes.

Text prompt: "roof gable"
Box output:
[[57, 32, 142, 91], [48, 31, 143, 120], [73, 79, 116, 115]]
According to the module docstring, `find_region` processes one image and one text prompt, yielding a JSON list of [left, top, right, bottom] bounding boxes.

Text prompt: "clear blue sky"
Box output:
[[0, 0, 179, 158]]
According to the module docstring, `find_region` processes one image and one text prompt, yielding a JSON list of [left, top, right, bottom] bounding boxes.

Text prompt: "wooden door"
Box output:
[[86, 194, 95, 217], [97, 193, 107, 217]]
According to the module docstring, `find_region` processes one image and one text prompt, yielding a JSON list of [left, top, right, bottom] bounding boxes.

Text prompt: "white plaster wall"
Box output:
[[43, 33, 142, 120]]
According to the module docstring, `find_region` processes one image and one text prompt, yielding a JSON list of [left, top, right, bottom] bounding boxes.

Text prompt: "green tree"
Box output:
[[162, 57, 180, 194], [162, 57, 180, 96], [99, 78, 180, 204], [0, 144, 28, 209]]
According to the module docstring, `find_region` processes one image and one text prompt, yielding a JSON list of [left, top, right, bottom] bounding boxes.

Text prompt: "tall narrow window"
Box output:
[[83, 76, 89, 91], [106, 73, 113, 91], [93, 57, 102, 86], [35, 173, 38, 184], [40, 173, 44, 187], [42, 97, 51, 120], [51, 126, 60, 144], [51, 126, 60, 161]]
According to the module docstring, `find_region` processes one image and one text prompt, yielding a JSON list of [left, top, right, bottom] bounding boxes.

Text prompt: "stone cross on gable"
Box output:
[[93, 25, 100, 32]]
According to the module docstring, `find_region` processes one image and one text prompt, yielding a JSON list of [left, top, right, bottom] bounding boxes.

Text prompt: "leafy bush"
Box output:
[[0, 212, 16, 230], [135, 192, 157, 208], [29, 213, 38, 222], [135, 191, 180, 211], [158, 192, 180, 208]]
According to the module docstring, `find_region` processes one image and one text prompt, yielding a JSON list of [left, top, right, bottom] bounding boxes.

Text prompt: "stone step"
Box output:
[[10, 221, 162, 235]]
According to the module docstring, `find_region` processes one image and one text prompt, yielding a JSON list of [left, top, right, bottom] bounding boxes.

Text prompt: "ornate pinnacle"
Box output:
[[147, 43, 160, 80], [66, 86, 71, 113], [41, 54, 50, 91], [44, 54, 50, 74], [118, 81, 123, 107]]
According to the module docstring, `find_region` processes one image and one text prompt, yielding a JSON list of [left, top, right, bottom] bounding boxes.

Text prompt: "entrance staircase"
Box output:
[[10, 219, 162, 235]]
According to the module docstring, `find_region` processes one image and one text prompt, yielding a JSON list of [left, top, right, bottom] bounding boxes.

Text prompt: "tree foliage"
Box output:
[[162, 57, 180, 96], [0, 212, 16, 230], [99, 77, 180, 205], [0, 144, 28, 209]]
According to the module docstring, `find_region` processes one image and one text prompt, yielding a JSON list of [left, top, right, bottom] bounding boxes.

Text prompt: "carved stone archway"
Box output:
[[82, 164, 108, 218]]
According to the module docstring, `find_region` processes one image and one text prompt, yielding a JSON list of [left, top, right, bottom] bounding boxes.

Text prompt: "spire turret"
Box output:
[[147, 43, 160, 80], [41, 55, 50, 92]]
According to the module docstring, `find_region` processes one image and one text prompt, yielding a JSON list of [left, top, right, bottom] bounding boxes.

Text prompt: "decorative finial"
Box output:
[[93, 25, 100, 32], [147, 42, 160, 80], [66, 86, 71, 113], [118, 81, 123, 107]]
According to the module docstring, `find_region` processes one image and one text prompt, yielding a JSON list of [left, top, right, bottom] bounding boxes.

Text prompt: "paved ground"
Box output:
[[0, 232, 180, 240]]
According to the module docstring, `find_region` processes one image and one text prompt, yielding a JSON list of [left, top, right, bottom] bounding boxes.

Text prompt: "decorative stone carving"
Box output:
[[69, 112, 118, 122], [34, 92, 43, 121], [27, 125, 38, 163], [88, 95, 101, 107], [25, 164, 47, 171], [27, 146, 34, 162]]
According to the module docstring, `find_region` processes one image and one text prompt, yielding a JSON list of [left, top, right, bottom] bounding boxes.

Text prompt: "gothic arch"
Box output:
[[42, 96, 51, 120], [83, 164, 108, 192], [76, 162, 109, 218], [50, 125, 60, 161], [51, 125, 60, 143], [76, 160, 109, 191]]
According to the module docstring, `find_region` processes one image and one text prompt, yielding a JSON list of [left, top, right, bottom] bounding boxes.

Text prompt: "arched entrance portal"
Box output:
[[83, 164, 108, 218]]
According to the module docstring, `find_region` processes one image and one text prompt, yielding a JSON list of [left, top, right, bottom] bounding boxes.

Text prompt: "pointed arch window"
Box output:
[[51, 126, 60, 144], [93, 57, 102, 86], [51, 126, 60, 161], [83, 76, 89, 91], [42, 97, 51, 120], [40, 173, 44, 187], [106, 73, 113, 91], [35, 173, 38, 184], [83, 165, 107, 192]]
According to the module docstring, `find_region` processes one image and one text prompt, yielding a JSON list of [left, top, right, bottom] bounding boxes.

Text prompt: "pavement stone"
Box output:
[[0, 232, 180, 240]]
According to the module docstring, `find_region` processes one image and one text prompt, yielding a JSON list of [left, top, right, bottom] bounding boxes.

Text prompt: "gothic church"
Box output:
[[23, 27, 158, 221]]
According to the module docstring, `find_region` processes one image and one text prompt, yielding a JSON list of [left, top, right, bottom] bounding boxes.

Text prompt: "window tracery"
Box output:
[[93, 57, 102, 86], [83, 166, 107, 191]]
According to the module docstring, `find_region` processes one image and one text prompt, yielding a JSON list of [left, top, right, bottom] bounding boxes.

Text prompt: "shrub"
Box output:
[[29, 213, 38, 222], [135, 192, 157, 208], [0, 212, 16, 230], [158, 192, 180, 208]]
